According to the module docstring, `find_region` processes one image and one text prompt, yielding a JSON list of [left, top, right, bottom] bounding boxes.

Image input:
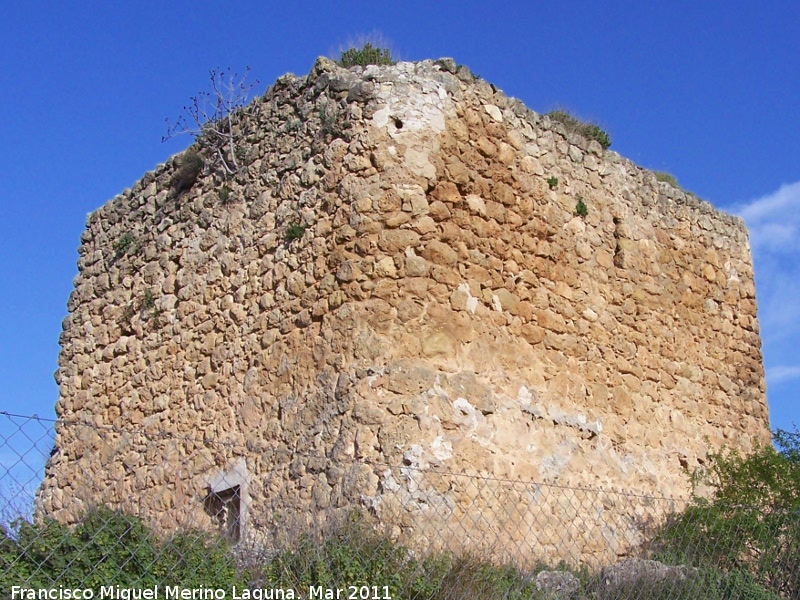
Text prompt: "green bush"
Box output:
[[262, 515, 785, 600], [718, 569, 784, 600], [263, 513, 410, 596], [707, 427, 800, 509], [546, 109, 611, 149], [261, 512, 546, 599], [338, 43, 393, 68], [776, 427, 800, 462], [649, 427, 800, 599], [433, 556, 540, 600], [0, 507, 245, 590], [546, 176, 558, 190], [4, 504, 789, 599], [588, 566, 781, 600]]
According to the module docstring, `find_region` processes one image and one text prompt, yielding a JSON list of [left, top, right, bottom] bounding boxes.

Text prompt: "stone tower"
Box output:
[[38, 57, 770, 564]]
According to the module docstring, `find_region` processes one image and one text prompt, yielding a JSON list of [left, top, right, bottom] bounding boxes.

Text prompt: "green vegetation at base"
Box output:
[[598, 567, 781, 600], [0, 507, 244, 590], [2, 504, 788, 599], [262, 508, 786, 600], [263, 514, 546, 599], [546, 109, 612, 149], [262, 513, 414, 597], [649, 427, 799, 599], [3, 430, 795, 597]]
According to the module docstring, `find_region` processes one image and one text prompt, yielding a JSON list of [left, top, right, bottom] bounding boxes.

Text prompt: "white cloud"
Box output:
[[766, 365, 800, 384], [733, 182, 800, 341], [735, 181, 800, 253], [750, 255, 800, 341], [734, 181, 800, 431]]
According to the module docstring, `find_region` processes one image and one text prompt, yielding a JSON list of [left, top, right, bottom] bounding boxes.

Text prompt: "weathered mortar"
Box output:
[[38, 57, 770, 564]]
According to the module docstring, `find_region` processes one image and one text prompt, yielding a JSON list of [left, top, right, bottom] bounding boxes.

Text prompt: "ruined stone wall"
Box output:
[[39, 57, 770, 564]]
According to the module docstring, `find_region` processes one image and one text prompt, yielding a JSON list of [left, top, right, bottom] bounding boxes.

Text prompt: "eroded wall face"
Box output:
[[39, 58, 769, 564]]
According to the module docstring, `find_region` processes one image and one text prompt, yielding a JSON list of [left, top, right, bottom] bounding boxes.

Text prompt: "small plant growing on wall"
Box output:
[[546, 177, 559, 190], [142, 290, 164, 329], [546, 109, 612, 149], [654, 171, 680, 188], [338, 40, 394, 68], [575, 196, 588, 218], [142, 289, 156, 310], [318, 105, 338, 137], [113, 233, 135, 258], [283, 118, 303, 133], [119, 302, 136, 329], [218, 185, 233, 205], [285, 223, 307, 242], [171, 150, 204, 195], [118, 291, 164, 332]]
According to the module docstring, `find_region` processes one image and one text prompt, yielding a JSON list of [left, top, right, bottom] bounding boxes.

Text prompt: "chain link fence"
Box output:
[[1, 411, 797, 599]]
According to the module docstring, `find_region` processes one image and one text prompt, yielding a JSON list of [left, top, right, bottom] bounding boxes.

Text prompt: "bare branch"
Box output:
[[163, 67, 259, 175]]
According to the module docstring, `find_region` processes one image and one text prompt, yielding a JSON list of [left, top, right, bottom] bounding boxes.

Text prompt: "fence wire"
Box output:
[[1, 411, 797, 599]]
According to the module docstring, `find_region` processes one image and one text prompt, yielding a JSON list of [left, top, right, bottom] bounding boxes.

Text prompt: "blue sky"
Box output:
[[0, 0, 797, 463]]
